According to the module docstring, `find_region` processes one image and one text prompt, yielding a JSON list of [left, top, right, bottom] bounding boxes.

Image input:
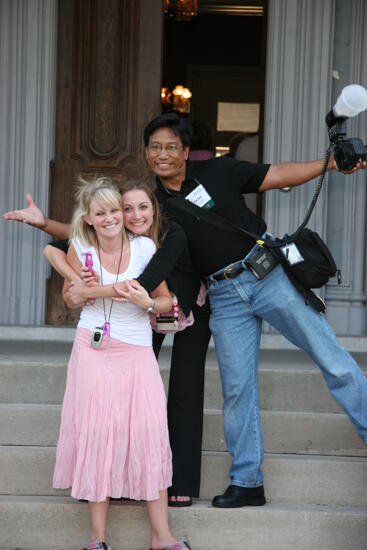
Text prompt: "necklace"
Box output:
[[98, 243, 121, 268], [97, 238, 123, 337]]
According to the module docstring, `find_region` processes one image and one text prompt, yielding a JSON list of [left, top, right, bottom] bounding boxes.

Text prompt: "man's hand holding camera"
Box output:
[[328, 155, 367, 174]]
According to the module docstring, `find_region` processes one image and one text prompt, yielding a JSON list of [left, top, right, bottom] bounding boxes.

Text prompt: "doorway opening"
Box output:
[[162, 1, 267, 214]]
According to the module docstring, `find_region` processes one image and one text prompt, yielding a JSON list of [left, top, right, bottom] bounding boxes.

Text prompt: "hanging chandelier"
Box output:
[[161, 85, 192, 113], [164, 0, 198, 22]]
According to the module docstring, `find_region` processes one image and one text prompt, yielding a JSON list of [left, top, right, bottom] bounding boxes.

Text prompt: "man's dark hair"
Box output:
[[144, 113, 193, 147]]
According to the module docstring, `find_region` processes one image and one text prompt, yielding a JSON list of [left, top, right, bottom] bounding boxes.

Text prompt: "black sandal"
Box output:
[[83, 542, 109, 550], [168, 496, 192, 507]]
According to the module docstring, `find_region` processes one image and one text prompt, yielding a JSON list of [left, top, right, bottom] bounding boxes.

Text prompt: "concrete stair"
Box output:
[[0, 328, 366, 549]]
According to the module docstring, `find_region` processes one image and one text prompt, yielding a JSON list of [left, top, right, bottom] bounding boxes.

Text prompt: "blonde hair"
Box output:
[[119, 179, 167, 247], [71, 177, 125, 246]]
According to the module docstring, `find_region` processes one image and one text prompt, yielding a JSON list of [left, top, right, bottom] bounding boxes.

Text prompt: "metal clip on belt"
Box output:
[[211, 262, 246, 282]]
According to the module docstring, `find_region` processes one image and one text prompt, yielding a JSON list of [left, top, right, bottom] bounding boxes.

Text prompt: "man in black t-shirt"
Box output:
[[143, 113, 367, 508]]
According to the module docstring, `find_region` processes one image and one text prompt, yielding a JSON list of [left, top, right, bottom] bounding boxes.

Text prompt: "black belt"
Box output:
[[208, 262, 246, 282]]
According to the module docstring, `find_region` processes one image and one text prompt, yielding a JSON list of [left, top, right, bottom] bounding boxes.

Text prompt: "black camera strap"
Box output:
[[167, 148, 331, 249], [283, 148, 331, 242], [167, 195, 264, 243]]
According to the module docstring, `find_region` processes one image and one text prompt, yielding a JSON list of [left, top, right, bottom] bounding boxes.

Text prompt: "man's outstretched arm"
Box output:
[[3, 193, 71, 239], [259, 157, 366, 192]]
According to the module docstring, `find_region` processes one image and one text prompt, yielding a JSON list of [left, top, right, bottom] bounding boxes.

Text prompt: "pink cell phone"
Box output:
[[85, 252, 93, 273]]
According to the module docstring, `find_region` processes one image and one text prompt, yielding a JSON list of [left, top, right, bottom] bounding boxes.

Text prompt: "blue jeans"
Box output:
[[207, 263, 367, 488]]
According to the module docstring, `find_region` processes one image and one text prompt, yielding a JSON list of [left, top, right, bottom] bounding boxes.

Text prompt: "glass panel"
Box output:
[[217, 102, 260, 132]]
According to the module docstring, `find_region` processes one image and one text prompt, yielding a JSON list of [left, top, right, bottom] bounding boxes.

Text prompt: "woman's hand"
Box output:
[[68, 280, 90, 306], [80, 266, 100, 286], [113, 279, 152, 309], [113, 279, 173, 313], [3, 194, 46, 228]]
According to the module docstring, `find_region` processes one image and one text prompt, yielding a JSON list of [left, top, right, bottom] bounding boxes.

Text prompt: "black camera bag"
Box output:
[[268, 228, 338, 290]]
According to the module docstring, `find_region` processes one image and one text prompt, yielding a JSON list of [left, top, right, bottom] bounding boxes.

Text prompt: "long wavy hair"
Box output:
[[71, 177, 125, 247], [119, 179, 167, 247]]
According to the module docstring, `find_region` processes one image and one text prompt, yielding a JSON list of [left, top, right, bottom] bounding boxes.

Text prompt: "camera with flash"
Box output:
[[326, 84, 367, 170]]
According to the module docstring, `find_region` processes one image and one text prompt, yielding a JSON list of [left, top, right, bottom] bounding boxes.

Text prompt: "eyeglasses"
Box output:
[[148, 143, 184, 155]]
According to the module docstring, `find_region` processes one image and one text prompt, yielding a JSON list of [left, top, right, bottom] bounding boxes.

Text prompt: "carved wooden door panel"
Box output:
[[47, 0, 163, 324]]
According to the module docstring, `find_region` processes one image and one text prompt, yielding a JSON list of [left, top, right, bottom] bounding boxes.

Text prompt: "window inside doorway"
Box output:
[[217, 102, 260, 133], [162, 1, 267, 214]]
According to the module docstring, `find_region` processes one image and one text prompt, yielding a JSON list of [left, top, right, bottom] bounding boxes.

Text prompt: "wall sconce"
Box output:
[[161, 87, 172, 110], [164, 0, 198, 21], [161, 85, 192, 114]]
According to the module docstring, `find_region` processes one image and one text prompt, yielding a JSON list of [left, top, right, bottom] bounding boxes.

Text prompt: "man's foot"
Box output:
[[212, 484, 266, 508], [168, 495, 192, 507]]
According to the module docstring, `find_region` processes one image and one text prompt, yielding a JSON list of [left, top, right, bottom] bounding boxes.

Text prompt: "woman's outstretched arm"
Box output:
[[3, 194, 71, 239]]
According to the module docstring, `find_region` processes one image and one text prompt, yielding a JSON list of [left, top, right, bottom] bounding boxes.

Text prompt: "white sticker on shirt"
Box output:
[[281, 243, 304, 265], [185, 184, 215, 209]]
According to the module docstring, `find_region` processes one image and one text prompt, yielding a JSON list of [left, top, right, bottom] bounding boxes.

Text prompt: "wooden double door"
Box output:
[[47, 0, 163, 324]]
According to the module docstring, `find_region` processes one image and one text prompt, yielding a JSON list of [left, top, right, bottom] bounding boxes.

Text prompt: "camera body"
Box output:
[[333, 138, 367, 171], [326, 110, 367, 170], [91, 326, 104, 349]]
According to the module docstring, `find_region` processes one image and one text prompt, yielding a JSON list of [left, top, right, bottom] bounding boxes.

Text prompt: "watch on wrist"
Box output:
[[146, 299, 155, 313]]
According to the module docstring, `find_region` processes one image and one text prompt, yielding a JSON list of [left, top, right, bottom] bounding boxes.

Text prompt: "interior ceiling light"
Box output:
[[164, 0, 198, 21]]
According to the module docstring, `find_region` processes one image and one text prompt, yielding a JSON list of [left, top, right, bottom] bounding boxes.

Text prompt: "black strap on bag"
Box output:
[[167, 149, 339, 313], [169, 149, 333, 247]]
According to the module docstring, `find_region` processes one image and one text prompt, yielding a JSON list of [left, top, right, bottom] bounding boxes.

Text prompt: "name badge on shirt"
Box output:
[[280, 242, 304, 265], [185, 184, 215, 209]]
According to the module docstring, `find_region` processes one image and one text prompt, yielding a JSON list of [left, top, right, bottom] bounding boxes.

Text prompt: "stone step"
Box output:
[[1, 446, 366, 507], [1, 404, 366, 457], [3, 326, 367, 353], [1, 346, 367, 412], [0, 495, 366, 550], [203, 409, 367, 456], [2, 339, 367, 369]]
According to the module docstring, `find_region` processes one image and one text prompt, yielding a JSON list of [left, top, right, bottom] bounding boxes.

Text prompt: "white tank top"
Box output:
[[72, 236, 156, 346]]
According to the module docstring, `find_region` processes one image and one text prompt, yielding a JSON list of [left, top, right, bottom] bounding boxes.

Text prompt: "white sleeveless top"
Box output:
[[73, 236, 156, 346]]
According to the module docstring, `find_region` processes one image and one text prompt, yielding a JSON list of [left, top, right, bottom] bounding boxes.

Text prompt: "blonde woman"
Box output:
[[54, 178, 191, 550], [4, 180, 210, 511]]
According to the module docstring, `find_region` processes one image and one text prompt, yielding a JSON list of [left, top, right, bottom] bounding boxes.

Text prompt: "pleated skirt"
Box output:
[[53, 328, 172, 502]]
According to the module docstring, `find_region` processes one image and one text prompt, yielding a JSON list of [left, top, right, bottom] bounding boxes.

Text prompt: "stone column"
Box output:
[[0, 0, 58, 324], [325, 0, 367, 335], [262, 0, 335, 333]]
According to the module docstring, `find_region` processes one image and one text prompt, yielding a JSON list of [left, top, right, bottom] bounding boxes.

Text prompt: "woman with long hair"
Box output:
[[4, 179, 211, 509], [55, 177, 191, 550]]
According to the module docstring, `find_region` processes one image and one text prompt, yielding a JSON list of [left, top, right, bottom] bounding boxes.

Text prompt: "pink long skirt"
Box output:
[[53, 328, 172, 502]]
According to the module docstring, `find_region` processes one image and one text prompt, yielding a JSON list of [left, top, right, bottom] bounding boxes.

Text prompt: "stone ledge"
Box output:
[[1, 326, 367, 352]]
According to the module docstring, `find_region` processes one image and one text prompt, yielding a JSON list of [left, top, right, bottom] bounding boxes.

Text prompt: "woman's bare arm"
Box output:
[[68, 277, 125, 306], [113, 279, 172, 313], [62, 245, 84, 309], [3, 194, 71, 239], [43, 245, 80, 283]]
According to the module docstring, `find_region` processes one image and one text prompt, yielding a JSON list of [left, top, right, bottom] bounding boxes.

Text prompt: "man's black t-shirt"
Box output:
[[155, 156, 270, 276]]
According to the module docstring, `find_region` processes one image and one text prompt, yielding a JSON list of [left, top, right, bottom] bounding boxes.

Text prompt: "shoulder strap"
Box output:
[[167, 147, 331, 249], [167, 195, 264, 244]]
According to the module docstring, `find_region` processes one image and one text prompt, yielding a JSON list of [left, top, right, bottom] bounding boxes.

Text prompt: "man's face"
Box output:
[[145, 127, 189, 182]]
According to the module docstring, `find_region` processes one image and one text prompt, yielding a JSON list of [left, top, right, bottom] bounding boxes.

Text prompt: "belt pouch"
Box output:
[[245, 246, 279, 280]]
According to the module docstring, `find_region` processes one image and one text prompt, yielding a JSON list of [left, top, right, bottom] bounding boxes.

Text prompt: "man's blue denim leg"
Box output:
[[252, 264, 367, 442], [208, 263, 367, 488], [208, 273, 264, 487]]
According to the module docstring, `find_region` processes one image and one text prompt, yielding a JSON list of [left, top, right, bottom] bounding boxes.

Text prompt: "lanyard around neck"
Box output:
[[97, 239, 124, 330]]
